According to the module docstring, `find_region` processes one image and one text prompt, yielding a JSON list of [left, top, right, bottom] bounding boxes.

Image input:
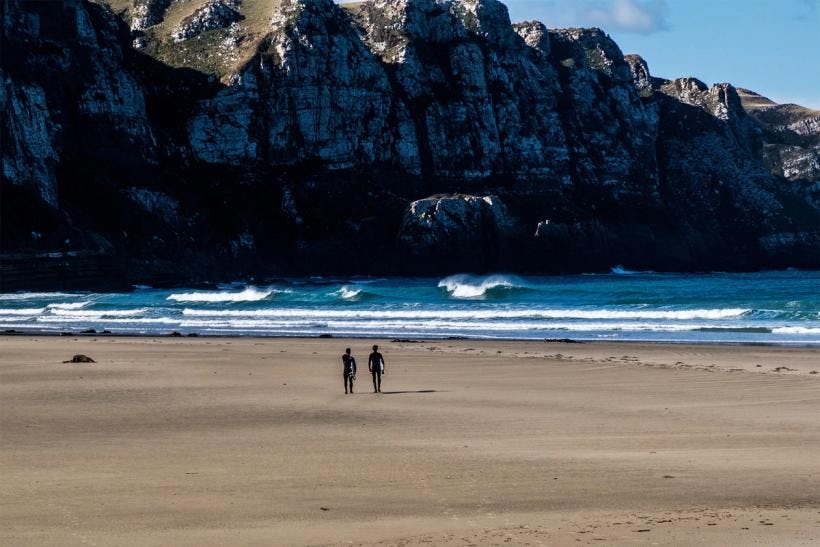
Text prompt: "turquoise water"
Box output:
[[1, 270, 818, 343]]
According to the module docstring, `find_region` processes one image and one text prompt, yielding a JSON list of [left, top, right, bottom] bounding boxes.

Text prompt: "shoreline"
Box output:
[[2, 328, 819, 348], [3, 334, 818, 379]]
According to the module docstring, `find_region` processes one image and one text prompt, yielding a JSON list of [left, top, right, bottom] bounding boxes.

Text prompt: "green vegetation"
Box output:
[[98, 0, 284, 79], [143, 26, 237, 78], [339, 1, 366, 12]]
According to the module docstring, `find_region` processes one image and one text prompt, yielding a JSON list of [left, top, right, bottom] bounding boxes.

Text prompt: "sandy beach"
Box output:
[[1, 336, 819, 545]]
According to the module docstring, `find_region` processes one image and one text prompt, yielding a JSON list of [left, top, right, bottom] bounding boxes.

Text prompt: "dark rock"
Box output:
[[169, 331, 183, 337], [318, 333, 334, 338], [544, 338, 582, 343], [81, 329, 97, 334], [397, 194, 517, 271], [64, 354, 96, 363], [624, 54, 652, 96]]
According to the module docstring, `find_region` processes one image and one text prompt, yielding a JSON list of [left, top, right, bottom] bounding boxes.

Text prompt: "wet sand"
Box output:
[[2, 336, 819, 545]]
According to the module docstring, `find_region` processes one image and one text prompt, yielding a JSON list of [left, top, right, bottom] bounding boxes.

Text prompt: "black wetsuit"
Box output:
[[342, 354, 356, 393], [368, 351, 385, 393]]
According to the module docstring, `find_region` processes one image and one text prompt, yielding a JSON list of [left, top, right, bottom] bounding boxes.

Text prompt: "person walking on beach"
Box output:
[[368, 344, 385, 393], [342, 348, 357, 394]]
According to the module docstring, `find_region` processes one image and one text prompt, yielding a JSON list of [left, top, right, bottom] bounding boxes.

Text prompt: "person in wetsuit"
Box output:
[[342, 348, 357, 394], [368, 344, 385, 393]]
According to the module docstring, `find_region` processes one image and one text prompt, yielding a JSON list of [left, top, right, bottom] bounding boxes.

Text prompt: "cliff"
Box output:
[[1, 0, 818, 289]]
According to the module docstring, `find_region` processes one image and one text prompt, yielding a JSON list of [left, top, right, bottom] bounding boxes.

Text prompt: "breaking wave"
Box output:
[[331, 286, 376, 301], [0, 308, 45, 315], [0, 292, 79, 300], [47, 302, 91, 310], [50, 308, 149, 318], [438, 274, 531, 299], [167, 287, 276, 303]]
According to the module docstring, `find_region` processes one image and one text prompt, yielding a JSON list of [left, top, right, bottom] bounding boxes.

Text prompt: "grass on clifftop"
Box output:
[[98, 0, 283, 80]]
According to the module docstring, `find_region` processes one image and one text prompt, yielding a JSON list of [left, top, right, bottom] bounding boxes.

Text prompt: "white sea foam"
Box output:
[[0, 316, 37, 322], [0, 308, 46, 315], [0, 292, 78, 300], [181, 307, 750, 320], [47, 302, 91, 310], [48, 308, 148, 318], [438, 274, 528, 298], [771, 326, 820, 335], [37, 316, 178, 324], [177, 318, 704, 332], [167, 287, 275, 302]]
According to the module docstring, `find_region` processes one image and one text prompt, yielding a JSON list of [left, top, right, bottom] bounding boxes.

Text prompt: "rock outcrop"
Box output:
[[1, 0, 818, 289], [398, 194, 517, 272], [400, 194, 513, 243], [171, 0, 243, 42], [737, 89, 820, 185], [130, 0, 173, 31], [624, 54, 652, 96], [512, 21, 550, 57]]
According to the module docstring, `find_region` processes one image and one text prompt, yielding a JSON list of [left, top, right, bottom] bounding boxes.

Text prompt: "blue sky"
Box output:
[[502, 0, 820, 108]]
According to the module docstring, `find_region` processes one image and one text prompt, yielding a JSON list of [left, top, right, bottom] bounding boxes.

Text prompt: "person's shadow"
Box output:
[[379, 390, 440, 395]]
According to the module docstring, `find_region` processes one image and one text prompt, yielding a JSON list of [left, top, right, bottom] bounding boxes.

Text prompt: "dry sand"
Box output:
[[1, 336, 819, 546]]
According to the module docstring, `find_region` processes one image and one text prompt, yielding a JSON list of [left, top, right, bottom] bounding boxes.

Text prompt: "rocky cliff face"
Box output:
[[2, 0, 818, 288], [736, 88, 820, 210]]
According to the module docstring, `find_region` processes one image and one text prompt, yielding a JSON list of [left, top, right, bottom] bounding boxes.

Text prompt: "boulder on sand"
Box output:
[[64, 354, 95, 363]]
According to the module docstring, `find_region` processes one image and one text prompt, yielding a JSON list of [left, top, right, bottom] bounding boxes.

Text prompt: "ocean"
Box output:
[[1, 270, 818, 344]]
